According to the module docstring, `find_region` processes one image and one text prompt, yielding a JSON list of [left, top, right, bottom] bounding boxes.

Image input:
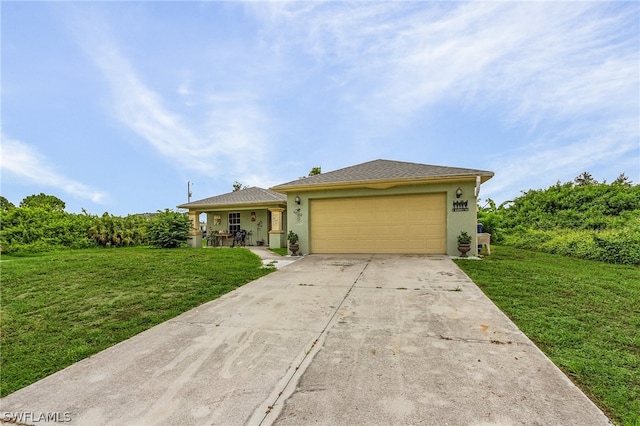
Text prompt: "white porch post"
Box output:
[[268, 207, 285, 249], [186, 210, 202, 248]]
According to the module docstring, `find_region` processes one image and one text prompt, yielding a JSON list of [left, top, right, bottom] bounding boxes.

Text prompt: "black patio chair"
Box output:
[[232, 230, 247, 247]]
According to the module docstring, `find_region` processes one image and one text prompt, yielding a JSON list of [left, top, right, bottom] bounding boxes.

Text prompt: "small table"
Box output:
[[213, 233, 233, 247]]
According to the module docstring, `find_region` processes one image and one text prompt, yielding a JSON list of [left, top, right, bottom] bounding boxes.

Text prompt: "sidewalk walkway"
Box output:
[[246, 246, 301, 269]]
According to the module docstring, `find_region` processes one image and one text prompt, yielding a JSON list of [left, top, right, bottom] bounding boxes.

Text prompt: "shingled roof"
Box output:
[[271, 159, 494, 191], [178, 187, 286, 209]]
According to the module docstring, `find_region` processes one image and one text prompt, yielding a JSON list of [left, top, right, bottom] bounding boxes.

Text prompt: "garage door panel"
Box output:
[[310, 193, 446, 254]]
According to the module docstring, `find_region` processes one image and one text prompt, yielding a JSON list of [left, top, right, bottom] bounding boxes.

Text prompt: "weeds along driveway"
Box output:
[[0, 255, 610, 425]]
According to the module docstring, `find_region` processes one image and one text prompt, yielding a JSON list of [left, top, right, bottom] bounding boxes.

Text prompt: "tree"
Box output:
[[612, 173, 633, 187], [299, 166, 322, 179], [19, 193, 66, 211], [232, 181, 248, 192], [145, 209, 191, 248], [574, 172, 598, 186], [0, 196, 15, 211], [308, 166, 321, 176]]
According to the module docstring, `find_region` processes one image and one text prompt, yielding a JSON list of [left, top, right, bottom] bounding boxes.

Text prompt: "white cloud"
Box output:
[[0, 135, 108, 204], [250, 1, 639, 198], [483, 115, 640, 201], [252, 2, 637, 125], [56, 2, 637, 203], [67, 8, 273, 183]]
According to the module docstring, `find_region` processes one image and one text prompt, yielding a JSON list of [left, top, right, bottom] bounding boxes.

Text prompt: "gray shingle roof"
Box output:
[[178, 187, 286, 209], [271, 159, 494, 190]]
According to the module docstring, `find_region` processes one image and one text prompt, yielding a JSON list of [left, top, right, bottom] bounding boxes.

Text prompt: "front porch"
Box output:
[[178, 187, 288, 250]]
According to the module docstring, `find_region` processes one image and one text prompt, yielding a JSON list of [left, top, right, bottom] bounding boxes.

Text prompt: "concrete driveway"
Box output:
[[1, 254, 610, 425]]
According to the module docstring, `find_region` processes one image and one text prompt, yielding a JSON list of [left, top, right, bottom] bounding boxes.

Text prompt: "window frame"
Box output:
[[228, 212, 241, 233]]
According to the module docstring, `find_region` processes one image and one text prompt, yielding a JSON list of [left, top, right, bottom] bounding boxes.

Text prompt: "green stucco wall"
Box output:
[[285, 180, 480, 256]]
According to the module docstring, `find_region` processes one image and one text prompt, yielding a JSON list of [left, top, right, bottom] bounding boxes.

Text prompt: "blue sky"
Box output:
[[2, 1, 638, 216]]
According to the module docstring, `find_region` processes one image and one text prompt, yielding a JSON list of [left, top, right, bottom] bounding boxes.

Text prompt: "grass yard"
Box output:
[[269, 247, 288, 256], [454, 246, 640, 425], [0, 247, 275, 397]]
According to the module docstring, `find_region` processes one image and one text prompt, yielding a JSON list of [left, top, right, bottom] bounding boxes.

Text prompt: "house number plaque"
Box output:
[[452, 200, 469, 212]]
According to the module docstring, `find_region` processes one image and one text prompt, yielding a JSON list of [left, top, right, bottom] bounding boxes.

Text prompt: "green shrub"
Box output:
[[501, 225, 640, 265], [503, 229, 553, 249], [591, 226, 640, 265], [539, 230, 593, 259], [477, 210, 505, 243], [1, 241, 52, 256], [0, 194, 149, 254], [0, 207, 96, 254], [87, 213, 147, 247], [145, 209, 191, 248], [481, 178, 640, 265]]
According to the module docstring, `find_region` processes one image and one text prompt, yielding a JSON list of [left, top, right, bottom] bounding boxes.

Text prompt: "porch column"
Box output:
[[186, 210, 202, 248], [268, 207, 285, 249]]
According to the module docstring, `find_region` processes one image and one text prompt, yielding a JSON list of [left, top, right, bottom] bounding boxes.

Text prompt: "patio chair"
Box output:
[[232, 230, 247, 247]]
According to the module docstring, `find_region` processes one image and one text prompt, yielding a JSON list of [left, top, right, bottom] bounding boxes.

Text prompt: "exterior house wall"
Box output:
[[285, 180, 479, 256]]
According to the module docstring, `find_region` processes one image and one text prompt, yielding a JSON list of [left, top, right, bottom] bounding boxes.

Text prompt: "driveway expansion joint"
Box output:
[[251, 256, 374, 426]]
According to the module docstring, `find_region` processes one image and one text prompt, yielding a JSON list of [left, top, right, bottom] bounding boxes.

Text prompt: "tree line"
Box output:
[[0, 194, 191, 254]]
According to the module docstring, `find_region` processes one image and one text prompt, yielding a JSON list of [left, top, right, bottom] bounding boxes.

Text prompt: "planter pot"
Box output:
[[457, 243, 471, 257], [289, 243, 299, 256]]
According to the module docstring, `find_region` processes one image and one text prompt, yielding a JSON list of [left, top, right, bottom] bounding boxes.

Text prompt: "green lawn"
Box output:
[[0, 247, 275, 397], [269, 247, 288, 256], [454, 246, 640, 426]]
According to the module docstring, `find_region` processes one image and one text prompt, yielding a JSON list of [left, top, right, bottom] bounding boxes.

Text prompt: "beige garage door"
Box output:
[[310, 193, 446, 254]]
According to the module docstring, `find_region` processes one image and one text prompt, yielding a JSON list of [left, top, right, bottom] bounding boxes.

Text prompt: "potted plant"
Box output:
[[457, 231, 472, 257], [288, 231, 300, 256]]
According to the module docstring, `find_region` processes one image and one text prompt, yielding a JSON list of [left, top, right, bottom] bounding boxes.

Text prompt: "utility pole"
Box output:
[[187, 181, 193, 202]]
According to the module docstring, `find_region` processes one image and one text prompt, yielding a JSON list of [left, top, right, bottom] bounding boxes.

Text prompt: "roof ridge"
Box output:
[[272, 159, 493, 189]]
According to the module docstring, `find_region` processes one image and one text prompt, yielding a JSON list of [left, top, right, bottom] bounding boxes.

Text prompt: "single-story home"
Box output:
[[178, 159, 494, 256]]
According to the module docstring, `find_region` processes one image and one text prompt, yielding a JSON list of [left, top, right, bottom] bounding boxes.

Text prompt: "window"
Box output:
[[229, 212, 241, 233]]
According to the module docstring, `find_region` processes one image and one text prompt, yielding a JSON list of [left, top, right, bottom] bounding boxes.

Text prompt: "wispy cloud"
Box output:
[[250, 1, 639, 196], [66, 7, 273, 185], [251, 2, 637, 124], [485, 116, 639, 198], [53, 2, 637, 203], [0, 135, 108, 204]]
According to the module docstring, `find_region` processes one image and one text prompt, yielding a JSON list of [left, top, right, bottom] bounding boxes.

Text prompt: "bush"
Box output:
[[591, 226, 640, 265], [0, 194, 150, 254], [477, 210, 505, 243], [501, 225, 640, 265], [145, 209, 191, 248], [0, 207, 97, 254], [1, 241, 52, 256], [482, 178, 640, 265], [87, 214, 147, 247]]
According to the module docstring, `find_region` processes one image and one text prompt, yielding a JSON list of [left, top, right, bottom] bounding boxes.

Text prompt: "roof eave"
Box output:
[[177, 200, 287, 211], [271, 173, 494, 193]]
